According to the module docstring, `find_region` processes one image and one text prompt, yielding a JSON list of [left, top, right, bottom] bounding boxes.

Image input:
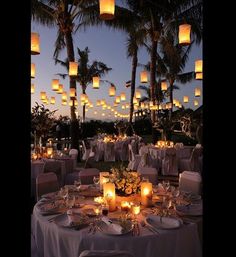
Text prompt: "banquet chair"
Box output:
[[43, 160, 64, 187], [36, 172, 59, 201], [69, 148, 78, 169], [178, 146, 203, 172], [82, 140, 92, 161], [127, 144, 141, 170], [104, 142, 116, 162], [79, 250, 134, 257], [161, 148, 178, 176], [179, 171, 202, 195]]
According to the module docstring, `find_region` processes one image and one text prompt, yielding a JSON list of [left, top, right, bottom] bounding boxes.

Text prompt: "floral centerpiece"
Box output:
[[108, 166, 141, 196]]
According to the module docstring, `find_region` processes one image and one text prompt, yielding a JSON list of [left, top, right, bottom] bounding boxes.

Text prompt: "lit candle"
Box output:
[[141, 182, 153, 207], [94, 207, 100, 216], [99, 172, 110, 191], [47, 147, 53, 157], [94, 196, 104, 204], [120, 201, 131, 212], [132, 203, 141, 215], [103, 183, 116, 211]]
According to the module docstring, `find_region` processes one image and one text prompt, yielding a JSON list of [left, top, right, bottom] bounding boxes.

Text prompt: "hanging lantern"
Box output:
[[40, 92, 46, 100], [140, 71, 148, 83], [62, 100, 67, 106], [74, 99, 78, 106], [178, 24, 191, 45], [31, 32, 40, 55], [195, 88, 201, 97], [195, 72, 203, 80], [96, 100, 101, 106], [93, 76, 100, 89], [134, 105, 138, 110], [69, 62, 78, 76], [195, 60, 203, 73], [173, 99, 177, 105], [183, 96, 189, 103], [57, 84, 63, 94], [135, 90, 141, 99], [31, 63, 35, 78], [120, 92, 126, 101], [31, 84, 35, 94], [70, 88, 76, 97], [121, 105, 125, 110], [80, 93, 86, 102], [194, 100, 199, 106], [149, 101, 154, 108], [101, 99, 106, 105], [113, 102, 118, 107], [84, 94, 89, 103], [52, 79, 59, 91], [50, 97, 55, 104], [62, 91, 67, 101], [115, 96, 121, 104], [140, 102, 145, 109], [69, 100, 73, 106], [109, 84, 116, 96], [161, 81, 168, 91], [125, 103, 130, 109], [99, 0, 115, 20]]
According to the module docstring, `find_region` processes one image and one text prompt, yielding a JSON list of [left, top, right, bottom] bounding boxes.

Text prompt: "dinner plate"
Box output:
[[146, 215, 182, 230], [176, 202, 202, 216], [97, 219, 133, 236]]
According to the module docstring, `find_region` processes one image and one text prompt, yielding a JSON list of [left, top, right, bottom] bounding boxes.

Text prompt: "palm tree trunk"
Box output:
[[64, 30, 79, 152], [169, 79, 174, 120], [82, 87, 86, 123], [129, 49, 138, 126]]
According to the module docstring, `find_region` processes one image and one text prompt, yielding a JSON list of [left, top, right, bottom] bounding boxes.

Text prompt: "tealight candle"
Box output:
[[120, 201, 131, 212], [94, 207, 100, 215], [132, 203, 141, 215], [141, 182, 153, 207]]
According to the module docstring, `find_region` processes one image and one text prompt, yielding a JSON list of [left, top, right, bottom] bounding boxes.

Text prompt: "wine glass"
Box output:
[[74, 178, 82, 191], [162, 180, 170, 193], [93, 175, 100, 189]]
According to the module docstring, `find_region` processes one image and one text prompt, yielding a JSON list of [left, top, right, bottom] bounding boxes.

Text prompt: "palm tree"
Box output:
[[31, 0, 98, 151], [55, 46, 111, 122]]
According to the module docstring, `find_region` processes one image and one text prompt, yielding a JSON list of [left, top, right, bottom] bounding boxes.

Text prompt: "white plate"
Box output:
[[146, 215, 182, 230], [97, 219, 133, 236], [176, 202, 202, 216], [53, 213, 89, 229]]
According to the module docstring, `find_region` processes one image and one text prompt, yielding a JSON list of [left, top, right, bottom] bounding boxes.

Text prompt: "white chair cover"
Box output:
[[79, 250, 134, 257], [81, 141, 91, 161], [36, 172, 59, 201], [137, 145, 149, 171], [104, 142, 115, 162], [179, 171, 202, 195], [162, 148, 178, 176], [179, 147, 203, 172], [127, 144, 141, 170], [69, 148, 78, 169]]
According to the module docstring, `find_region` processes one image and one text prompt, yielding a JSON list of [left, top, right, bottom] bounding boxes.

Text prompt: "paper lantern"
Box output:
[[69, 62, 78, 76], [121, 105, 125, 110], [133, 97, 138, 105], [183, 96, 189, 103], [120, 92, 126, 101], [140, 71, 148, 83], [70, 88, 76, 97], [161, 81, 168, 91], [62, 91, 67, 101], [195, 60, 203, 73], [31, 84, 35, 94], [50, 97, 55, 104], [99, 0, 115, 20], [173, 99, 177, 105], [62, 100, 67, 106], [109, 84, 116, 96], [195, 88, 201, 97], [149, 101, 154, 107], [194, 100, 199, 106], [31, 32, 40, 55], [40, 92, 46, 100], [57, 84, 63, 94], [69, 100, 73, 106], [31, 63, 35, 78], [179, 24, 191, 45], [140, 102, 145, 109], [101, 99, 106, 105], [96, 100, 101, 106], [141, 181, 153, 207], [135, 90, 141, 99], [115, 96, 121, 104], [125, 103, 130, 109], [74, 99, 78, 106], [80, 93, 86, 102], [195, 72, 203, 80], [52, 79, 59, 91], [93, 76, 100, 89]]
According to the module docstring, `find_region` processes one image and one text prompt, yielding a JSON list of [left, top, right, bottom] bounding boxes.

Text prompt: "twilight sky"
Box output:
[[31, 20, 202, 121]]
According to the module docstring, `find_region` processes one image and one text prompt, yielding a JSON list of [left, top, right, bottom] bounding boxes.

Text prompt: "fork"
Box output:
[[140, 221, 159, 235]]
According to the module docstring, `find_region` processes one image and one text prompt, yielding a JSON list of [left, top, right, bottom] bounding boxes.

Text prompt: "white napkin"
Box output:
[[101, 217, 123, 234]]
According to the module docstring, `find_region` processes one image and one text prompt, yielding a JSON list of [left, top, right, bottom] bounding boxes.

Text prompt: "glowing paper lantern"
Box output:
[[109, 84, 116, 96], [194, 100, 199, 106], [40, 92, 46, 100], [50, 97, 55, 104], [115, 96, 121, 104], [195, 72, 203, 80], [133, 97, 138, 105], [80, 94, 86, 102], [70, 88, 76, 97], [120, 92, 126, 101], [140, 71, 148, 83], [101, 99, 106, 105], [52, 79, 59, 91], [69, 62, 78, 76], [179, 24, 191, 45], [31, 32, 40, 55], [99, 0, 115, 20], [93, 76, 100, 89], [62, 91, 67, 101], [57, 84, 63, 94], [125, 103, 130, 109], [31, 84, 35, 94], [161, 81, 168, 91], [195, 88, 201, 97], [135, 90, 141, 99], [195, 60, 203, 73], [183, 96, 189, 103], [96, 100, 101, 106], [31, 63, 35, 78]]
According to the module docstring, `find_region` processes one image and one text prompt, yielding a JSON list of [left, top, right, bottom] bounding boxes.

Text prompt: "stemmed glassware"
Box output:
[[93, 175, 100, 189], [74, 178, 82, 191]]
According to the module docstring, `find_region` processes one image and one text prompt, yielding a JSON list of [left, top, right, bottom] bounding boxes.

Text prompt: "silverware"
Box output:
[[140, 220, 159, 235]]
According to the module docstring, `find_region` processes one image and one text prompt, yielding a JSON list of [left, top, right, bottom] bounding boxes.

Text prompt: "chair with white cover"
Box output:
[[81, 141, 92, 161], [127, 144, 141, 170], [137, 145, 150, 171], [79, 250, 134, 257], [179, 171, 202, 195], [36, 172, 59, 201], [138, 167, 158, 185], [104, 142, 115, 162], [178, 147, 203, 172], [69, 148, 78, 169], [162, 148, 178, 176]]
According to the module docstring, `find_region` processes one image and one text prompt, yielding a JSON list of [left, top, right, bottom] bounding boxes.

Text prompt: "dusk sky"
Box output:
[[31, 18, 202, 121]]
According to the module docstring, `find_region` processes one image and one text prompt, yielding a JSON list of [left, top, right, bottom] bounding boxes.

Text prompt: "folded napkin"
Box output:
[[101, 217, 123, 234]]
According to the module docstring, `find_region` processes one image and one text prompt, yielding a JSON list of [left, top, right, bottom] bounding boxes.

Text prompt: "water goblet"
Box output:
[[74, 179, 82, 191]]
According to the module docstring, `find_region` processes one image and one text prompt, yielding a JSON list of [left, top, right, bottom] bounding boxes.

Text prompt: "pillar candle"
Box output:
[[141, 182, 153, 207], [103, 182, 116, 211]]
